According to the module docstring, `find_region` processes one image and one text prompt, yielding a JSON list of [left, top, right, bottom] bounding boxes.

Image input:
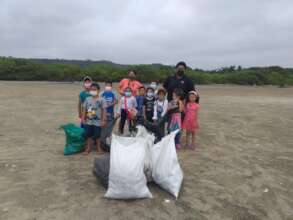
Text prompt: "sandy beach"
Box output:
[[0, 81, 292, 220]]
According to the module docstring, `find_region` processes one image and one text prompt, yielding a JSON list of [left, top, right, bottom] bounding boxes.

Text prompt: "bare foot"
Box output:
[[190, 143, 198, 150], [96, 150, 105, 155], [184, 144, 189, 149], [82, 150, 91, 155]]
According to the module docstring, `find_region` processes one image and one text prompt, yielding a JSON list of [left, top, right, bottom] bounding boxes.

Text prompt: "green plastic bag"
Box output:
[[60, 123, 86, 155]]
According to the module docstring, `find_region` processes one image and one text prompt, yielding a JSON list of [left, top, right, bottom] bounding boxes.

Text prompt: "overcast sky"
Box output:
[[0, 0, 292, 69]]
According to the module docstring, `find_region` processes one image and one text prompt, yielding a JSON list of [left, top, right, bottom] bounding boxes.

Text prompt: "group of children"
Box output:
[[78, 76, 200, 154]]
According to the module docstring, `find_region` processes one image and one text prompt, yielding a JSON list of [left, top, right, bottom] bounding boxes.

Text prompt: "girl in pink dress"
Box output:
[[182, 91, 200, 149]]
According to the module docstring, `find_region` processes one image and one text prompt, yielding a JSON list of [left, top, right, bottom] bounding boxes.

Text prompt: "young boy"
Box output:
[[78, 76, 92, 128], [81, 83, 107, 155], [100, 81, 118, 122], [117, 87, 137, 135], [144, 87, 155, 122], [136, 86, 146, 125], [153, 88, 168, 139]]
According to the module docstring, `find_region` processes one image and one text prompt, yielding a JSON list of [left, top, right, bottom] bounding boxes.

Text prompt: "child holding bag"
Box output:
[[117, 87, 137, 135]]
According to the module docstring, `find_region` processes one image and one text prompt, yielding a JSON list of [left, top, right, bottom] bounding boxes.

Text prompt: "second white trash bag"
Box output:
[[151, 130, 183, 199], [135, 126, 155, 182], [105, 134, 153, 199]]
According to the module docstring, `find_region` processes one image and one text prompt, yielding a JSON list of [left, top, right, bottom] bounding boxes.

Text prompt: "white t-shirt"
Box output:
[[117, 96, 137, 112], [153, 99, 168, 120]]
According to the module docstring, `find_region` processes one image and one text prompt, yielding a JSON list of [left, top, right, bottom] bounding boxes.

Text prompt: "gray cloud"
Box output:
[[1, 0, 293, 69]]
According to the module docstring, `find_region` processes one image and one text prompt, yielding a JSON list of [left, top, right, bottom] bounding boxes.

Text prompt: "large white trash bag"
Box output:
[[105, 134, 153, 199], [151, 130, 183, 199], [135, 126, 155, 182]]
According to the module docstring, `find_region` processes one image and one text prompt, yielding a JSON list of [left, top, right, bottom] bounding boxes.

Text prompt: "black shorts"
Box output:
[[85, 125, 101, 139]]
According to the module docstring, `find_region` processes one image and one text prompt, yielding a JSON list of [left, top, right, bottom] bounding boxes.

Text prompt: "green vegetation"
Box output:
[[1, 57, 293, 86]]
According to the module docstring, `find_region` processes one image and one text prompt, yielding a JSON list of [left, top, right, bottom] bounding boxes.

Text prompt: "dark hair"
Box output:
[[176, 61, 187, 69], [146, 87, 155, 92], [173, 88, 184, 100], [83, 76, 92, 82], [139, 86, 146, 90], [105, 81, 112, 85], [91, 82, 100, 90], [129, 69, 137, 75], [157, 88, 166, 95], [124, 86, 132, 92]]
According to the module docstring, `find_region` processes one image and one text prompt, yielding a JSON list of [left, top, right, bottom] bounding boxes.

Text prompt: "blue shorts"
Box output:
[[85, 125, 101, 139], [80, 123, 86, 129]]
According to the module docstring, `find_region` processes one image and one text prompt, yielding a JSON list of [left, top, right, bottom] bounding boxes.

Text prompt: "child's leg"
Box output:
[[83, 125, 93, 154], [94, 126, 103, 153], [158, 122, 165, 140], [175, 131, 181, 149], [130, 119, 136, 133], [185, 131, 190, 147], [191, 131, 197, 149], [119, 109, 127, 134], [95, 139, 102, 153]]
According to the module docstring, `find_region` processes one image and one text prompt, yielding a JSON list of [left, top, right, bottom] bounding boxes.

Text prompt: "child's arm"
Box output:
[[116, 97, 122, 117], [153, 101, 158, 120], [162, 100, 168, 117], [143, 106, 147, 119], [78, 96, 82, 118], [81, 106, 86, 124], [101, 100, 107, 127], [179, 100, 184, 112], [133, 96, 137, 109]]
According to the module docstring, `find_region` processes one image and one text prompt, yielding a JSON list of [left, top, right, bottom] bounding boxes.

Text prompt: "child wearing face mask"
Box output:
[[101, 81, 118, 122], [81, 83, 107, 155], [78, 76, 92, 128], [168, 88, 184, 149], [153, 88, 168, 140], [144, 87, 156, 123], [117, 87, 137, 135], [136, 86, 146, 125]]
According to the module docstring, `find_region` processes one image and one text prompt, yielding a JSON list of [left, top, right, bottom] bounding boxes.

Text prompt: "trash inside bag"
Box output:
[[135, 126, 155, 182], [93, 155, 110, 189], [105, 135, 153, 199], [151, 130, 183, 199], [60, 123, 85, 155]]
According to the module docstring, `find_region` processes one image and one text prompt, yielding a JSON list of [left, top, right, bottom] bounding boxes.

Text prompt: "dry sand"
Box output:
[[0, 81, 293, 220]]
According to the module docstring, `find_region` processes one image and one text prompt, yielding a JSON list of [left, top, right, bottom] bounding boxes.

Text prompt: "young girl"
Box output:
[[117, 87, 137, 135], [182, 91, 200, 149], [168, 88, 184, 149]]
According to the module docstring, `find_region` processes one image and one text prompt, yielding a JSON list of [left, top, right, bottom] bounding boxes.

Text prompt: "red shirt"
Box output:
[[119, 78, 142, 96]]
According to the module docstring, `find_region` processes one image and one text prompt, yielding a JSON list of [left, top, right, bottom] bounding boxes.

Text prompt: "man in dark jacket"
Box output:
[[163, 61, 195, 101]]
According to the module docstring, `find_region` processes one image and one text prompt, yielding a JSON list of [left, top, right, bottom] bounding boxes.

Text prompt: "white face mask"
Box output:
[[147, 92, 154, 97], [150, 83, 157, 89], [89, 90, 98, 96], [84, 82, 91, 89], [105, 86, 112, 91], [125, 91, 132, 97]]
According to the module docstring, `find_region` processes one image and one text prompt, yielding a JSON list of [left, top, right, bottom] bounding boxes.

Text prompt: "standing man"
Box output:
[[163, 61, 195, 101], [119, 70, 143, 96]]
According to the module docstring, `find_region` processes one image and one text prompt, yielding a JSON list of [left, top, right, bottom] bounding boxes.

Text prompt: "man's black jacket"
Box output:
[[163, 74, 195, 101]]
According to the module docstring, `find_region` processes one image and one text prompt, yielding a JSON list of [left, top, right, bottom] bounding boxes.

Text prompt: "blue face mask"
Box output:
[[125, 91, 132, 97]]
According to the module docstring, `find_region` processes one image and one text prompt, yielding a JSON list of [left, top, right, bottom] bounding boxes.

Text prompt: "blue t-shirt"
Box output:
[[136, 96, 145, 116], [101, 91, 117, 115]]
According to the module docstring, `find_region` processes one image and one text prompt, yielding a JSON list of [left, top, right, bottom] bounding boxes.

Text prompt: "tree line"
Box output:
[[0, 56, 293, 86]]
